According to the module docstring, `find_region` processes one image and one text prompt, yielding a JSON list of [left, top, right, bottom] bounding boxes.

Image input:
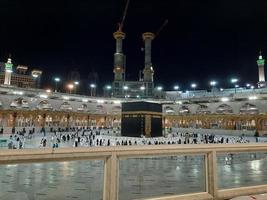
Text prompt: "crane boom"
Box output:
[[118, 0, 130, 31], [155, 19, 168, 38]]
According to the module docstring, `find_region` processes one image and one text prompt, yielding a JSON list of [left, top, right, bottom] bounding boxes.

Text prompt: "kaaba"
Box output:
[[121, 101, 162, 137]]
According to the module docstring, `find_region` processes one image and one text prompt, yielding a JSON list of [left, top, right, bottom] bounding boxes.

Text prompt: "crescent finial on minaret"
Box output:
[[7, 53, 12, 64]]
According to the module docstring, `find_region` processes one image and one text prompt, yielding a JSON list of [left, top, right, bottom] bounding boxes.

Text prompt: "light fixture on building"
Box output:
[[156, 86, 163, 91], [210, 81, 217, 86], [174, 85, 179, 90], [248, 96, 257, 100], [221, 97, 229, 102]]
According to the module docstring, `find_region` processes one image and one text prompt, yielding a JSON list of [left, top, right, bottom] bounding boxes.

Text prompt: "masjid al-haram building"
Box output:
[[1, 1, 267, 200]]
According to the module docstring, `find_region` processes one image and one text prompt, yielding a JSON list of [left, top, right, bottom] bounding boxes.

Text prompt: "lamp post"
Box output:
[[90, 83, 96, 96], [174, 85, 179, 90], [123, 85, 128, 98], [156, 86, 163, 98], [210, 81, 217, 96], [73, 81, 79, 94], [67, 83, 74, 94], [210, 81, 217, 87], [140, 85, 145, 98], [105, 85, 112, 97], [46, 89, 51, 93], [174, 85, 179, 100], [157, 86, 163, 91], [231, 78, 238, 93], [54, 77, 60, 92], [191, 83, 197, 91], [246, 83, 252, 90], [235, 84, 239, 93]]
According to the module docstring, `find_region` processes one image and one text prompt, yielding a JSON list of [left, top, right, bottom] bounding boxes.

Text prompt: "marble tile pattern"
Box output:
[[217, 152, 267, 189], [0, 160, 104, 200], [119, 155, 205, 200]]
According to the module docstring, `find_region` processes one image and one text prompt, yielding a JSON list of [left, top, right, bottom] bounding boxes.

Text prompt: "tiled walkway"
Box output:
[[231, 194, 267, 200]]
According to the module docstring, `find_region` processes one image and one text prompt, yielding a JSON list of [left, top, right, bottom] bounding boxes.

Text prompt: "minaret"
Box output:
[[142, 32, 154, 82], [4, 55, 13, 85], [257, 51, 266, 88], [113, 30, 125, 81]]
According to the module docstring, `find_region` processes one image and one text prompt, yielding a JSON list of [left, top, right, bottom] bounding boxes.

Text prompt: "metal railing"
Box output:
[[0, 144, 267, 200]]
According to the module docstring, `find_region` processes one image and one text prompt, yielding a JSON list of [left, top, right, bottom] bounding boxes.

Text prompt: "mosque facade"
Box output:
[[0, 84, 267, 135], [0, 57, 42, 89], [0, 45, 266, 135]]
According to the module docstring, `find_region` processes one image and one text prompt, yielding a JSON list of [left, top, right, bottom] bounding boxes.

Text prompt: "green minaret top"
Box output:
[[257, 51, 265, 66]]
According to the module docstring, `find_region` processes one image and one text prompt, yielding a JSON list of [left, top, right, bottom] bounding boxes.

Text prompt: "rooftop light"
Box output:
[[221, 97, 229, 102], [248, 96, 257, 100], [39, 94, 48, 99], [97, 99, 105, 103]]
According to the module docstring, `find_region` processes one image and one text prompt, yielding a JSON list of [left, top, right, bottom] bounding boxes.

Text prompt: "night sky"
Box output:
[[1, 0, 267, 93]]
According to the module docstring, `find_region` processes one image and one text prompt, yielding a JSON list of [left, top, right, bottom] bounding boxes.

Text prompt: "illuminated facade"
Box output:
[[0, 57, 42, 88], [0, 50, 266, 135], [0, 85, 267, 135]]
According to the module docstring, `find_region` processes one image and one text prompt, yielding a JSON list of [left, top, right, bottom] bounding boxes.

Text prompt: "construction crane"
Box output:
[[141, 19, 168, 51], [154, 19, 168, 39], [117, 0, 130, 32]]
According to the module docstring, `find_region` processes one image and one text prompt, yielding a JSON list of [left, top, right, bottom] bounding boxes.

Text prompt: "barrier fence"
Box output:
[[0, 144, 267, 200]]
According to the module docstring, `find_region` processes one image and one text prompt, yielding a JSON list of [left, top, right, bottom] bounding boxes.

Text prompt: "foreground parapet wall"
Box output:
[[1, 144, 267, 200]]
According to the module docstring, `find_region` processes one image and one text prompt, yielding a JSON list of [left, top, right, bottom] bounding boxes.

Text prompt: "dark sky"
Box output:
[[1, 0, 267, 92]]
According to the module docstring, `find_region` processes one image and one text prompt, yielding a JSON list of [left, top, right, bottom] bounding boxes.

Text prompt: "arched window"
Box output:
[[240, 103, 259, 114], [164, 106, 175, 114], [179, 105, 190, 114], [196, 105, 211, 114], [37, 100, 52, 110], [60, 102, 73, 111], [112, 105, 121, 113], [96, 105, 103, 109], [10, 98, 29, 109], [96, 105, 105, 113], [216, 104, 233, 114], [77, 104, 87, 112]]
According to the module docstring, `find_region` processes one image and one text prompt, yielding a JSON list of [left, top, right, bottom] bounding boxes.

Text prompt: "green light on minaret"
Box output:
[[5, 57, 13, 72], [257, 53, 265, 66], [5, 63, 13, 72]]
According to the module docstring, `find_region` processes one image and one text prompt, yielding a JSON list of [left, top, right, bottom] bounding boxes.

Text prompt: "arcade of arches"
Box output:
[[0, 110, 266, 132], [164, 114, 267, 132], [0, 110, 121, 129]]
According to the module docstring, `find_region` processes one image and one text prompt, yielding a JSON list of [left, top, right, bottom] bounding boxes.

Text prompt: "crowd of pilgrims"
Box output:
[[5, 126, 257, 149]]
